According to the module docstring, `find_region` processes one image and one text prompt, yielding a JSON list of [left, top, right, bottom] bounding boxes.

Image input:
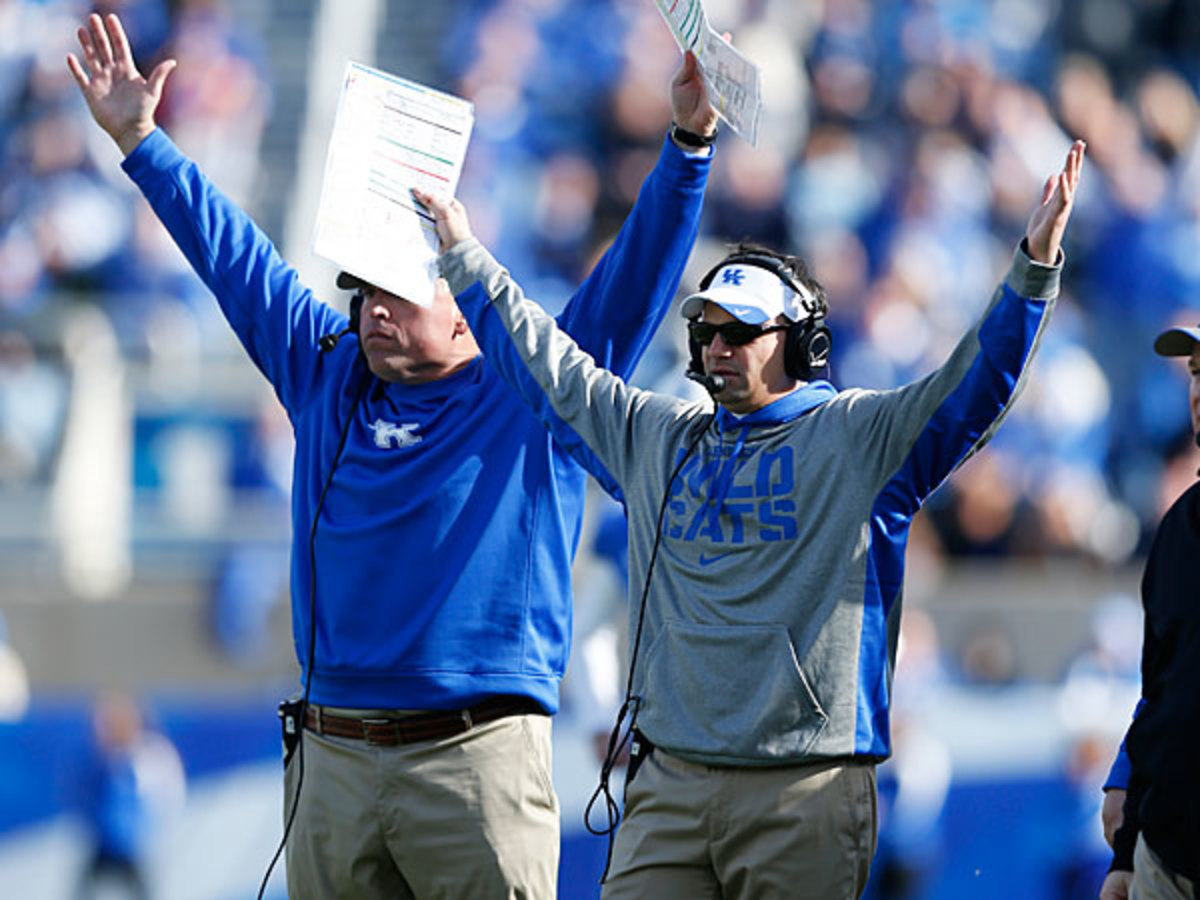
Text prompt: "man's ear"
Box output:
[[451, 307, 472, 339]]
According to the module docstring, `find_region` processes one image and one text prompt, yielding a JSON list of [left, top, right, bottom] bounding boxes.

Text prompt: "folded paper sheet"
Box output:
[[654, 0, 762, 146], [313, 63, 474, 307]]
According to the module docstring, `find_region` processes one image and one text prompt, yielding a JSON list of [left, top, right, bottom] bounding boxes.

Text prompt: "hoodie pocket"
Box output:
[[638, 620, 829, 762]]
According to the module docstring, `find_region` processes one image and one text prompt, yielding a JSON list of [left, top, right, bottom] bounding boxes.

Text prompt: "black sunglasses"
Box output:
[[688, 320, 790, 347]]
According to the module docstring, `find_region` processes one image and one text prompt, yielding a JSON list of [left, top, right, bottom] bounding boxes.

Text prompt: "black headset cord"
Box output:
[[584, 415, 712, 884], [256, 373, 367, 900]]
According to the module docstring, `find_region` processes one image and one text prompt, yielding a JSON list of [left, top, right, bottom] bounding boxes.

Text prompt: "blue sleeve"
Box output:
[[121, 129, 341, 417], [1104, 699, 1143, 791], [860, 243, 1059, 516], [460, 283, 624, 500], [553, 132, 709, 376], [890, 284, 1053, 511]]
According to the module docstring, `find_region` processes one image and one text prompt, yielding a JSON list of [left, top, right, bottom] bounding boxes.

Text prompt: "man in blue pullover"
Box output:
[[419, 140, 1084, 898], [68, 12, 714, 898]]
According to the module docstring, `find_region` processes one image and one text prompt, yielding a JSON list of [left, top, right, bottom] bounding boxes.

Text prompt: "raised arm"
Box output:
[[553, 52, 713, 377], [854, 141, 1085, 501], [66, 13, 175, 156], [67, 13, 340, 415], [418, 191, 690, 489], [1026, 139, 1085, 264]]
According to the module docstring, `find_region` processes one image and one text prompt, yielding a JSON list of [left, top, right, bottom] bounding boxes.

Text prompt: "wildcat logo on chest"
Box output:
[[370, 419, 422, 449]]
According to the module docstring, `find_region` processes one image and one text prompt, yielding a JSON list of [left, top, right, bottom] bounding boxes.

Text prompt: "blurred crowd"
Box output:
[[1, 0, 1199, 589], [1, 2, 1192, 895], [443, 0, 1200, 568], [0, 0, 269, 488]]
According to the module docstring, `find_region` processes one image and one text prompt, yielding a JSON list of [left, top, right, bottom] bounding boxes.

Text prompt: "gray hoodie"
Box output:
[[443, 238, 1059, 767]]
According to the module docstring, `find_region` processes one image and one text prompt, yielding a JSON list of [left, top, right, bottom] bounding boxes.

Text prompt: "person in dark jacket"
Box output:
[[1100, 322, 1200, 900]]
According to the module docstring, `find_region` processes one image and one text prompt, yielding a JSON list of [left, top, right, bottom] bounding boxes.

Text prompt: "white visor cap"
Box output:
[[680, 263, 811, 324]]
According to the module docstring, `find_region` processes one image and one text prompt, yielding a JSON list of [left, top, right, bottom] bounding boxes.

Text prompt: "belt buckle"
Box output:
[[461, 708, 473, 730], [361, 717, 400, 745]]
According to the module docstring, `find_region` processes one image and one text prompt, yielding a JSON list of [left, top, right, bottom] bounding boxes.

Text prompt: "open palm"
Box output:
[[66, 13, 175, 155], [1025, 139, 1085, 264]]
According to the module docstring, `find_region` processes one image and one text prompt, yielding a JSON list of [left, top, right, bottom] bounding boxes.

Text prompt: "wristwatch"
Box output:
[[671, 123, 718, 148]]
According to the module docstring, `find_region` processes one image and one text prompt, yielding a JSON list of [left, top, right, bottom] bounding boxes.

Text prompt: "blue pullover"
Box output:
[[121, 129, 709, 711]]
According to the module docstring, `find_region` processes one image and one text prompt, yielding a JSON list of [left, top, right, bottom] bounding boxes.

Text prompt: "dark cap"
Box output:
[[1153, 324, 1200, 357], [336, 270, 370, 291]]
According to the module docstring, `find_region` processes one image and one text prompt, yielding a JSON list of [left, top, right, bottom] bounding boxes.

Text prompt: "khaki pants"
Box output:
[[284, 712, 559, 900], [602, 749, 877, 900], [1131, 834, 1196, 900]]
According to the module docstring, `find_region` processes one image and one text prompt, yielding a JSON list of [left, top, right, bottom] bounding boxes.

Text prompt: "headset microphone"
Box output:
[[318, 327, 352, 353], [686, 369, 726, 395], [319, 291, 365, 353]]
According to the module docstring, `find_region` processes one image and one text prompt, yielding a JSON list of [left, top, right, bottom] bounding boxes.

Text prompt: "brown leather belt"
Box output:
[[303, 696, 545, 746]]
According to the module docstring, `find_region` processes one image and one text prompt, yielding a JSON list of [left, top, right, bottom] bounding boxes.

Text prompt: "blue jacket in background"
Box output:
[[122, 128, 709, 711]]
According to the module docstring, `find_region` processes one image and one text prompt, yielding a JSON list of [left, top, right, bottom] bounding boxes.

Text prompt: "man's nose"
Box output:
[[708, 333, 734, 355]]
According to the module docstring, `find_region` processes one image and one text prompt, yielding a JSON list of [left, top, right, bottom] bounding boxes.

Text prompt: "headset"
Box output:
[[685, 251, 832, 388], [318, 291, 365, 353]]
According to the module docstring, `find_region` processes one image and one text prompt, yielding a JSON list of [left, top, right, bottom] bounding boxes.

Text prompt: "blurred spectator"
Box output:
[[866, 608, 952, 900], [1056, 732, 1121, 899], [156, 0, 270, 207], [0, 611, 29, 722], [74, 691, 185, 900], [562, 491, 630, 766], [209, 393, 291, 661], [868, 711, 952, 900], [0, 327, 68, 484], [1054, 594, 1143, 897], [0, 0, 268, 353], [956, 619, 1020, 687]]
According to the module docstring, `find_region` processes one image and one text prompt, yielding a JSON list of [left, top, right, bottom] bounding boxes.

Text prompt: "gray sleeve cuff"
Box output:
[[439, 237, 506, 298], [1006, 238, 1062, 300]]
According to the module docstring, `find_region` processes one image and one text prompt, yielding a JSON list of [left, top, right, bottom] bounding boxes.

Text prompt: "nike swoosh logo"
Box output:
[[698, 552, 734, 566]]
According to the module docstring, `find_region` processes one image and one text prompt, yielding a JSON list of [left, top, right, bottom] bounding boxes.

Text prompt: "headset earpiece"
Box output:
[[348, 290, 364, 337], [319, 290, 366, 353], [687, 330, 706, 380], [784, 317, 832, 380]]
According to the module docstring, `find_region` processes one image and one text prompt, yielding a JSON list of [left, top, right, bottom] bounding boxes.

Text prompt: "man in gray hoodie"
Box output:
[[416, 138, 1083, 899]]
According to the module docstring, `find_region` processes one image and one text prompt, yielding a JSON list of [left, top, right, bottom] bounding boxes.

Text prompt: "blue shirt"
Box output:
[[122, 128, 708, 710]]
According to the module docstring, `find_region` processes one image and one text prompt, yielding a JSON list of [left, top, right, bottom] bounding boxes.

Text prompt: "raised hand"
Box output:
[[1026, 139, 1085, 264], [670, 50, 718, 140], [412, 189, 474, 253], [66, 13, 176, 156]]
